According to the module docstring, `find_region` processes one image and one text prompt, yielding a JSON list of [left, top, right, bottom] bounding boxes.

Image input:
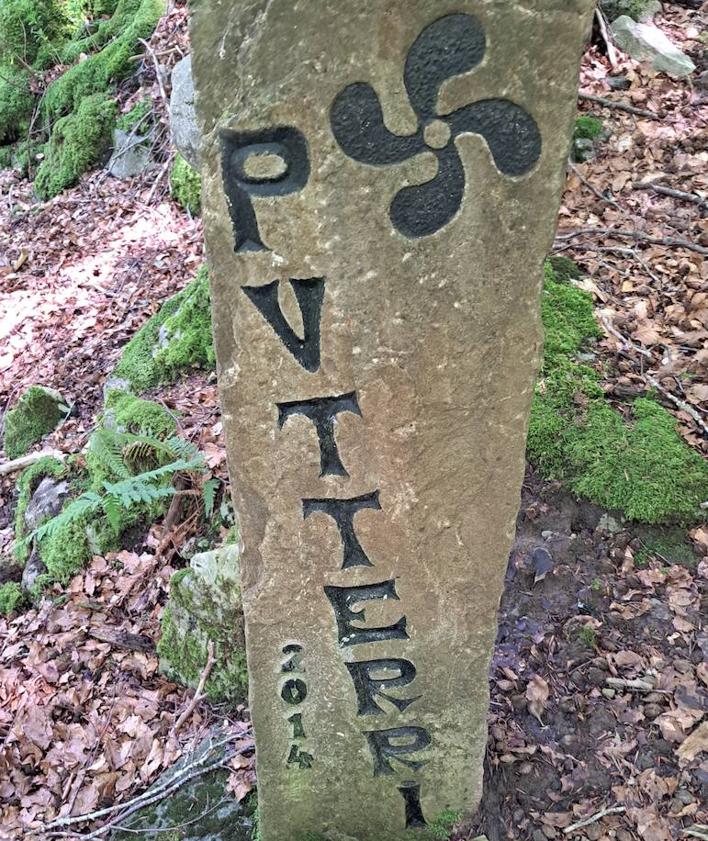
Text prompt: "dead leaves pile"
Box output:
[[556, 2, 707, 454], [0, 547, 253, 839]]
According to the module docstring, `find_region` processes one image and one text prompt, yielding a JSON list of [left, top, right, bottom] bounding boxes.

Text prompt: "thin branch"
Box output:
[[174, 640, 217, 732], [555, 227, 708, 256], [578, 91, 660, 120], [633, 181, 707, 207], [595, 8, 620, 68], [0, 450, 66, 476], [563, 806, 626, 835]]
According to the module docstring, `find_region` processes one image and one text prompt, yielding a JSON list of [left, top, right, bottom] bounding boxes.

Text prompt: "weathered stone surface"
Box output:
[[107, 128, 152, 179], [191, 3, 594, 839], [170, 54, 201, 170], [23, 476, 70, 532], [611, 16, 696, 78], [158, 544, 247, 703]]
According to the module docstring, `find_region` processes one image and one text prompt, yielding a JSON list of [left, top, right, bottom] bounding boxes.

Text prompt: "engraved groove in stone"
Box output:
[[302, 491, 381, 569], [220, 126, 310, 252], [242, 278, 324, 373]]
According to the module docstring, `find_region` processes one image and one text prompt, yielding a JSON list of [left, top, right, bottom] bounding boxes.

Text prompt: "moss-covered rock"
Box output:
[[158, 543, 247, 703], [528, 261, 708, 524], [169, 152, 201, 215], [114, 267, 215, 392], [600, 0, 660, 22], [35, 91, 117, 199], [43, 0, 165, 120], [0, 66, 34, 145], [14, 456, 67, 565], [572, 115, 606, 162], [104, 390, 177, 438], [3, 386, 69, 459], [0, 0, 66, 66]]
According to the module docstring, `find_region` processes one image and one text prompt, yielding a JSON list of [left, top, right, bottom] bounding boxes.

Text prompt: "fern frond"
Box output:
[[202, 478, 220, 519], [33, 492, 103, 543], [89, 428, 131, 479]]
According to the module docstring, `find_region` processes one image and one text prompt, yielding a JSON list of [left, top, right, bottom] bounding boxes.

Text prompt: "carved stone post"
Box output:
[[191, 3, 594, 839]]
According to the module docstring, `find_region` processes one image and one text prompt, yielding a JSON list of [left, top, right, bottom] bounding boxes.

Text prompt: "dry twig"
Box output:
[[174, 640, 217, 732], [555, 227, 708, 256], [0, 449, 66, 476], [633, 181, 707, 207], [578, 91, 660, 120], [563, 806, 626, 835]]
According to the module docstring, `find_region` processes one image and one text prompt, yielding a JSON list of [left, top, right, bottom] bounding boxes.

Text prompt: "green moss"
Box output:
[[0, 0, 66, 66], [601, 0, 657, 22], [0, 65, 33, 144], [577, 626, 597, 648], [14, 456, 66, 564], [573, 115, 604, 142], [0, 582, 25, 616], [116, 97, 151, 132], [157, 558, 247, 704], [43, 0, 164, 121], [528, 261, 708, 524], [423, 810, 462, 840], [35, 91, 116, 198], [169, 153, 201, 215], [114, 267, 215, 392], [3, 386, 68, 459], [105, 391, 176, 438]]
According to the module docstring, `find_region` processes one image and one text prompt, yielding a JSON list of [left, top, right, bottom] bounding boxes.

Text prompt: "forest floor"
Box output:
[[0, 4, 706, 840]]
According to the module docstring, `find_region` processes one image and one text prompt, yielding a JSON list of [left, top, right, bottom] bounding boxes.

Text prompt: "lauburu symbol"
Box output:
[[330, 13, 542, 238]]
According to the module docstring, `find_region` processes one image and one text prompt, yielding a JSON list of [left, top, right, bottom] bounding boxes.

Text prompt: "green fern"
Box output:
[[202, 477, 220, 519]]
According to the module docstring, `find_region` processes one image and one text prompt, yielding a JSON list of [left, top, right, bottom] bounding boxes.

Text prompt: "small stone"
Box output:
[[585, 823, 603, 841], [675, 789, 694, 805], [532, 831, 547, 841], [541, 529, 554, 540], [602, 688, 616, 699], [107, 129, 152, 179], [542, 825, 557, 839], [607, 75, 631, 90], [611, 16, 697, 79], [588, 668, 607, 686]]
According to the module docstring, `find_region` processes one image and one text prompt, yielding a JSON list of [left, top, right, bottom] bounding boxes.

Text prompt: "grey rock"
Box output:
[[21, 546, 47, 591], [24, 477, 70, 532], [107, 129, 152, 179], [606, 75, 631, 90], [572, 137, 596, 162], [102, 376, 132, 403], [111, 728, 254, 841], [611, 16, 696, 78], [169, 55, 201, 170]]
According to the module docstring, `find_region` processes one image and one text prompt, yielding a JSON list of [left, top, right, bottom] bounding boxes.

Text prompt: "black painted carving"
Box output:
[[302, 491, 381, 569], [281, 678, 308, 705], [281, 643, 305, 673], [346, 658, 419, 716], [288, 712, 306, 739], [220, 126, 310, 252], [287, 744, 314, 769], [277, 392, 361, 477], [399, 782, 427, 829], [330, 14, 541, 238], [324, 580, 408, 647], [363, 727, 431, 776], [242, 278, 324, 372]]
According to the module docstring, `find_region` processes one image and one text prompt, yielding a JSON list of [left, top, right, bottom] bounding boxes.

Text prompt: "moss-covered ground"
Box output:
[[3, 386, 69, 459], [0, 0, 164, 195], [169, 153, 201, 216], [529, 259, 708, 524], [114, 266, 215, 392]]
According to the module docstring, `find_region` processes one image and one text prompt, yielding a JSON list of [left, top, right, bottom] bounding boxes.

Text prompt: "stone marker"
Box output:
[[191, 3, 594, 839]]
